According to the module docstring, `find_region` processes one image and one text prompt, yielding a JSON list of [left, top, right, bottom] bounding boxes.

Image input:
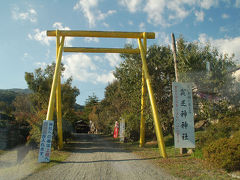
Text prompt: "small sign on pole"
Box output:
[[172, 82, 195, 148], [38, 120, 54, 163], [119, 118, 125, 142]]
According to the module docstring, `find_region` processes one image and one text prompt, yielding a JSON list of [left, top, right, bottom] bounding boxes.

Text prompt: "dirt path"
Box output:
[[13, 134, 177, 180]]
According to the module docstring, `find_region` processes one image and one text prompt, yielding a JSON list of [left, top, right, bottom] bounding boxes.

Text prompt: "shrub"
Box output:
[[27, 110, 57, 149], [196, 123, 231, 148], [27, 111, 45, 148], [197, 115, 240, 147], [122, 113, 140, 142], [203, 133, 240, 172], [192, 148, 203, 159]]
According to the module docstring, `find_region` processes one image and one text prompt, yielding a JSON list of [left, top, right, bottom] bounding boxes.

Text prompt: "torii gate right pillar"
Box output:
[[138, 33, 167, 158]]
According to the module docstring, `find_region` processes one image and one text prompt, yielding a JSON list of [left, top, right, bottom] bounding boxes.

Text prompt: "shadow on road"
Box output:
[[63, 133, 129, 154], [51, 156, 160, 164]]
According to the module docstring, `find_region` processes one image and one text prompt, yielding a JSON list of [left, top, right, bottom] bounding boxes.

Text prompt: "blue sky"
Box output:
[[0, 0, 240, 105]]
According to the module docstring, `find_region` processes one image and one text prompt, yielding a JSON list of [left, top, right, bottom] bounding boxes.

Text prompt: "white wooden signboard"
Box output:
[[119, 118, 125, 142], [38, 120, 54, 162], [172, 82, 195, 148]]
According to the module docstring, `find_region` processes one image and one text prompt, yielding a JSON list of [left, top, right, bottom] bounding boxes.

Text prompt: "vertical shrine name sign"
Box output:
[[172, 82, 195, 148], [38, 120, 54, 162], [119, 118, 125, 142]]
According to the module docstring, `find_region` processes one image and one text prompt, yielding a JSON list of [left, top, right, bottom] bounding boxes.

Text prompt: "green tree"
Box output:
[[25, 63, 79, 114], [82, 94, 99, 122], [97, 80, 126, 134], [0, 101, 14, 115], [114, 45, 176, 137], [22, 62, 80, 146], [97, 45, 176, 140], [176, 37, 238, 121], [98, 37, 238, 141]]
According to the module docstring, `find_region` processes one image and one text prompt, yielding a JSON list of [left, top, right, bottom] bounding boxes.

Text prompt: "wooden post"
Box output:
[[171, 33, 179, 82], [171, 33, 187, 154]]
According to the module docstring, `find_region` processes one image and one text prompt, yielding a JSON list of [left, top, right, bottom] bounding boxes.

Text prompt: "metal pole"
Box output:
[[139, 32, 147, 147], [56, 30, 63, 149], [46, 36, 65, 121], [138, 37, 167, 158]]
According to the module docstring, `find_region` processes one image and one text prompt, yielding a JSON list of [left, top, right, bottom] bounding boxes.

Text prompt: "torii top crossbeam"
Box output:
[[47, 30, 155, 54], [47, 30, 155, 39]]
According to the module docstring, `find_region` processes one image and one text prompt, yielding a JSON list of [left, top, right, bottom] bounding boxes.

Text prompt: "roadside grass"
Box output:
[[35, 148, 71, 172], [117, 135, 239, 180]]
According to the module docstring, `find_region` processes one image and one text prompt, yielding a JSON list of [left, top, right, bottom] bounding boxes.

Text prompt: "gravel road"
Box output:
[[23, 134, 178, 180]]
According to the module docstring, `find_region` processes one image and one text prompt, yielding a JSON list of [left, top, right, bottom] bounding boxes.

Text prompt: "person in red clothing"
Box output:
[[113, 121, 119, 138]]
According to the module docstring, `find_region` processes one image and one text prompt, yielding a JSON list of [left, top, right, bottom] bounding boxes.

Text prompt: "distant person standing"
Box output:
[[89, 120, 95, 134], [113, 121, 119, 138]]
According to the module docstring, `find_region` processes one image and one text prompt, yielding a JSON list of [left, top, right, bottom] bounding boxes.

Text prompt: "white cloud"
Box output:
[[45, 49, 50, 60], [213, 37, 240, 60], [220, 26, 228, 32], [28, 29, 54, 46], [167, 0, 191, 20], [104, 54, 122, 67], [84, 37, 100, 43], [198, 33, 208, 43], [52, 22, 74, 46], [139, 22, 145, 31], [73, 0, 97, 27], [35, 62, 49, 69], [119, 0, 142, 13], [102, 22, 110, 27], [118, 0, 233, 27], [223, 0, 231, 6], [155, 32, 171, 46], [22, 52, 33, 61], [98, 10, 116, 20], [144, 0, 169, 27], [52, 22, 70, 30], [28, 22, 73, 46], [199, 0, 218, 9], [141, 0, 223, 27], [73, 0, 116, 27], [11, 6, 37, 23], [143, 0, 193, 27], [63, 54, 116, 84], [208, 17, 213, 22], [96, 71, 115, 83], [221, 13, 229, 19], [63, 54, 96, 81], [93, 55, 104, 63], [128, 21, 133, 25], [195, 10, 204, 22], [24, 53, 29, 58], [236, 0, 240, 7], [198, 33, 240, 64], [125, 38, 136, 45]]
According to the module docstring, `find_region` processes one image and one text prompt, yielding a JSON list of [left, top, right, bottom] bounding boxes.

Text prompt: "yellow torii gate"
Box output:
[[46, 30, 167, 158]]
